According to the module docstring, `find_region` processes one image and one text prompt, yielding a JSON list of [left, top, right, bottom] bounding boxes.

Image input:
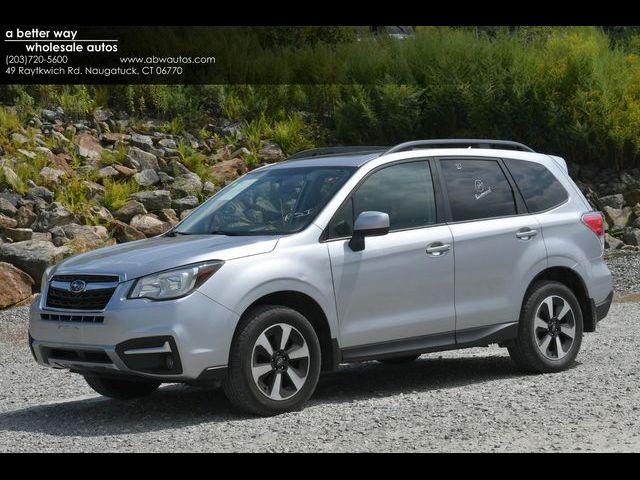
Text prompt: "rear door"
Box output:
[[438, 157, 547, 335]]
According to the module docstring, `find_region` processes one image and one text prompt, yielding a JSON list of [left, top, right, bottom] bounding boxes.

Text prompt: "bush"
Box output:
[[102, 178, 140, 211]]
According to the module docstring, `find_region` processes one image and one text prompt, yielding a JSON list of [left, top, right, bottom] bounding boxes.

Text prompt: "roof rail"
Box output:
[[383, 139, 535, 155], [287, 146, 388, 160]]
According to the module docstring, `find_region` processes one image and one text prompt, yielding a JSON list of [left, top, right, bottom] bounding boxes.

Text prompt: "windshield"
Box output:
[[174, 166, 355, 235]]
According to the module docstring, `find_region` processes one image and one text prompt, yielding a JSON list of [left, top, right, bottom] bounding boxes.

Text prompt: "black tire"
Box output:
[[223, 305, 322, 416], [508, 281, 583, 373], [377, 354, 421, 365], [84, 375, 160, 399]]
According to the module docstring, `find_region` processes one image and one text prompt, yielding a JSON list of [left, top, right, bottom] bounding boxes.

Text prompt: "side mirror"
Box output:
[[349, 211, 390, 252]]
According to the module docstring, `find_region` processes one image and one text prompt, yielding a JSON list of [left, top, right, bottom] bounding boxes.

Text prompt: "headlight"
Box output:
[[129, 261, 224, 301]]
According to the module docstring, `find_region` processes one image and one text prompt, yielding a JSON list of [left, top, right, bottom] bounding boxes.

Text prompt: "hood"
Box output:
[[53, 234, 281, 281]]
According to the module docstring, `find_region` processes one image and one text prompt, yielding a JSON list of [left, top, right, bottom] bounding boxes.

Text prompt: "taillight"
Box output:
[[581, 211, 605, 237]]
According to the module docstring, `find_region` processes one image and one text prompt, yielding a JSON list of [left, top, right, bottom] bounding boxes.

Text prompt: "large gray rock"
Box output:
[[98, 166, 119, 178], [126, 146, 159, 171], [73, 133, 103, 162], [209, 158, 248, 184], [157, 138, 177, 149], [605, 233, 624, 250], [0, 240, 70, 284], [39, 166, 66, 184], [624, 190, 640, 207], [87, 205, 114, 224], [130, 133, 154, 150], [130, 190, 172, 212], [0, 198, 17, 217], [113, 200, 147, 223], [110, 220, 146, 243], [598, 194, 625, 210], [602, 206, 632, 229], [130, 214, 169, 237], [25, 186, 54, 204], [624, 228, 640, 246], [50, 223, 109, 251], [0, 262, 34, 309], [134, 169, 160, 187], [1, 166, 22, 192], [0, 214, 17, 229], [171, 173, 203, 198], [2, 228, 33, 242], [258, 142, 285, 163], [31, 202, 75, 232], [15, 205, 37, 229], [172, 195, 200, 212], [0, 191, 22, 207]]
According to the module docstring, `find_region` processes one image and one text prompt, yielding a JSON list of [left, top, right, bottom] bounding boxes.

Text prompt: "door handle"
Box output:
[[516, 228, 538, 240], [426, 242, 451, 256]]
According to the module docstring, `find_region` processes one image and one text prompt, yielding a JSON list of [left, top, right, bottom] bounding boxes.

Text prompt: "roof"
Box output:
[[268, 151, 385, 169], [264, 140, 540, 170]]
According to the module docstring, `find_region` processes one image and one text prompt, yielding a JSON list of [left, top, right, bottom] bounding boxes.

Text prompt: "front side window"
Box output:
[[503, 158, 569, 213], [326, 161, 437, 238], [175, 166, 355, 235], [440, 159, 516, 222]]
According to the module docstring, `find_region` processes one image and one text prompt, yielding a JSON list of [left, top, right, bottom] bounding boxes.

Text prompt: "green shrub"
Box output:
[[102, 178, 139, 211]]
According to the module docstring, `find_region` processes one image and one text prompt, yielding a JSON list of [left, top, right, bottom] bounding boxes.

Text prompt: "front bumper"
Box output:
[[29, 282, 238, 382]]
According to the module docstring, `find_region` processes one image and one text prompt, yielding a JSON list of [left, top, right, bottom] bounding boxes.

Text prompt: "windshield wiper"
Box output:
[[165, 230, 196, 237], [209, 230, 245, 236]]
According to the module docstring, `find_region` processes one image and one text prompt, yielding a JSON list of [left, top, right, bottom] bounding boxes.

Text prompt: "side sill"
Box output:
[[339, 322, 518, 363]]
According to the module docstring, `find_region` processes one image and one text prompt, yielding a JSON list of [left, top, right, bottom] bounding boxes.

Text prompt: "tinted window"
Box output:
[[326, 161, 436, 238], [440, 159, 516, 222], [504, 158, 568, 212], [176, 166, 354, 235]]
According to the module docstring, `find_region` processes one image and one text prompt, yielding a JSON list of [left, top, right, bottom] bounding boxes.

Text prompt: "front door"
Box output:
[[324, 160, 456, 351]]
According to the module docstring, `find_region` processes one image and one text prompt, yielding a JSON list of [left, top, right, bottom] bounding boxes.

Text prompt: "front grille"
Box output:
[[52, 274, 119, 283], [41, 313, 104, 324], [46, 275, 119, 311]]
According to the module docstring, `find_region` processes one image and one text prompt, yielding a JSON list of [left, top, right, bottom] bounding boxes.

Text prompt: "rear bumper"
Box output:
[[594, 290, 614, 323]]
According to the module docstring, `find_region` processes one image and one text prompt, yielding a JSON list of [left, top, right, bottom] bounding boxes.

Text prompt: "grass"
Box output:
[[177, 142, 211, 180], [100, 144, 129, 165], [102, 178, 140, 211], [11, 152, 52, 193]]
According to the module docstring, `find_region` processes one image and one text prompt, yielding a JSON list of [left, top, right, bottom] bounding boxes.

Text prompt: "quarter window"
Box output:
[[503, 158, 569, 213], [440, 159, 517, 222]]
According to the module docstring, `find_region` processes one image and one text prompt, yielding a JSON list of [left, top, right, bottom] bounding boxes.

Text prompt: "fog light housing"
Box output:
[[115, 336, 182, 375]]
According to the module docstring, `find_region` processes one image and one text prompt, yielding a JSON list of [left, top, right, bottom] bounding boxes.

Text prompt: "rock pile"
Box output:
[[0, 106, 285, 308]]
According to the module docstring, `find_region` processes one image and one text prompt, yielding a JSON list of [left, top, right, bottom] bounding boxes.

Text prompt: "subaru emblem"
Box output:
[[69, 280, 87, 294]]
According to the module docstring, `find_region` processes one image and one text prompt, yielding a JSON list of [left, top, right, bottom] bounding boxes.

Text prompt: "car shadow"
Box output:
[[0, 354, 533, 437]]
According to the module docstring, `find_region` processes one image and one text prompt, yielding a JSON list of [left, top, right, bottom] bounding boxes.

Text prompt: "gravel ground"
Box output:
[[605, 251, 640, 297], [1, 257, 639, 452]]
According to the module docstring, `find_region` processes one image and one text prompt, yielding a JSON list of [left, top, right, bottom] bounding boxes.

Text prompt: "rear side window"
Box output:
[[440, 159, 517, 222], [504, 158, 569, 213]]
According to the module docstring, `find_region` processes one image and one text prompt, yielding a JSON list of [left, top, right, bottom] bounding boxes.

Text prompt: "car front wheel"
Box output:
[[223, 305, 321, 416]]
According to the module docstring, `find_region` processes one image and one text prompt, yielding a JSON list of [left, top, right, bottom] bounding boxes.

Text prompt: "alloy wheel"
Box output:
[[534, 295, 576, 360], [251, 323, 310, 401]]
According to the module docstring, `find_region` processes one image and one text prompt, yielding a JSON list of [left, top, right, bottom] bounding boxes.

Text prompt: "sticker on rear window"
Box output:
[[474, 178, 492, 200]]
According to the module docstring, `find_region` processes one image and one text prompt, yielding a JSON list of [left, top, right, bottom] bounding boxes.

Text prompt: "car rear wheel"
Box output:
[[223, 305, 321, 416], [84, 375, 160, 399], [508, 281, 583, 373]]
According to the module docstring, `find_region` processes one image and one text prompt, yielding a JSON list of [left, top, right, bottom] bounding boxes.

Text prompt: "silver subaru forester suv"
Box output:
[[29, 139, 613, 416]]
